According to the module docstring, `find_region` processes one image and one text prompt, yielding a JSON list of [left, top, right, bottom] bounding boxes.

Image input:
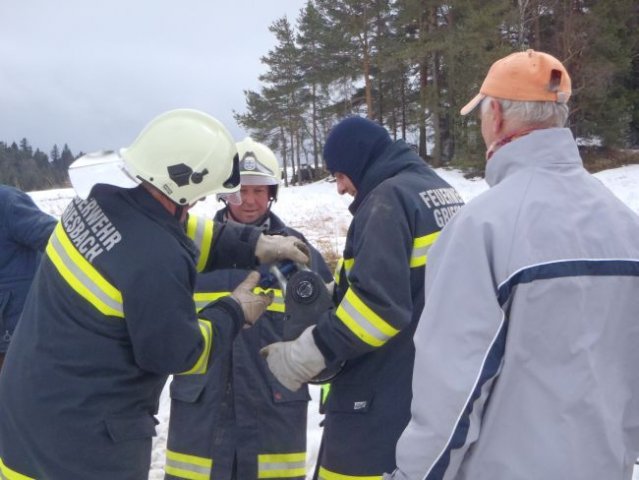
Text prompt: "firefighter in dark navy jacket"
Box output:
[[0, 185, 56, 370], [165, 138, 333, 480], [261, 116, 464, 479], [0, 109, 310, 480]]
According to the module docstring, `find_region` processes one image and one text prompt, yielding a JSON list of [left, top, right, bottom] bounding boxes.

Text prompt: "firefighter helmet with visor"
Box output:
[[236, 137, 280, 201], [68, 109, 240, 205]]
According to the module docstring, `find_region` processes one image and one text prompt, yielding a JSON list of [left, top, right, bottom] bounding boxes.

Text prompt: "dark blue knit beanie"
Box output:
[[323, 116, 392, 189]]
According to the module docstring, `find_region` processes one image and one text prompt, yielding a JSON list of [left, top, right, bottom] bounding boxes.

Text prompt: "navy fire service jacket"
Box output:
[[165, 209, 332, 480], [312, 141, 464, 479], [0, 185, 262, 480], [0, 185, 56, 352]]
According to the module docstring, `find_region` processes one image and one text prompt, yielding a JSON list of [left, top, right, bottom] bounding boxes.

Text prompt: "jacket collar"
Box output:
[[485, 128, 582, 187], [120, 186, 198, 258]]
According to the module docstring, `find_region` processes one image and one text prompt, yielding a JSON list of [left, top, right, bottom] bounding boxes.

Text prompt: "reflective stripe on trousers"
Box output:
[[258, 452, 306, 479], [165, 449, 212, 480]]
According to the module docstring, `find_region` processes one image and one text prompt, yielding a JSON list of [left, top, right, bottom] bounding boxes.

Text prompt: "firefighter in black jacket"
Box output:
[[165, 138, 333, 480], [0, 110, 309, 480], [261, 117, 464, 478]]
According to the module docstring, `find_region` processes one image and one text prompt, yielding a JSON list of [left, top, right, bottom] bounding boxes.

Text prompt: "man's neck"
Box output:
[[486, 127, 541, 161]]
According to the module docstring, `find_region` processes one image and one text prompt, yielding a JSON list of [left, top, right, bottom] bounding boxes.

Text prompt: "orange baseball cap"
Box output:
[[460, 49, 571, 115]]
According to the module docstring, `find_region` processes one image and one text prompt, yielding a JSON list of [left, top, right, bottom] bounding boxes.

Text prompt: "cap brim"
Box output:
[[460, 93, 485, 116], [68, 150, 140, 199]]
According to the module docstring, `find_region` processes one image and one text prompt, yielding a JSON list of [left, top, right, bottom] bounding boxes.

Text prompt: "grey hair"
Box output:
[[481, 96, 569, 128]]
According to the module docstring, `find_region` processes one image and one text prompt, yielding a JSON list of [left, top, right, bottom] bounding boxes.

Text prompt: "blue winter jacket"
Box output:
[[0, 185, 56, 352]]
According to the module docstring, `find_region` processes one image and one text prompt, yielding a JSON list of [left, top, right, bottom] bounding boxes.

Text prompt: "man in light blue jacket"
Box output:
[[388, 50, 639, 480]]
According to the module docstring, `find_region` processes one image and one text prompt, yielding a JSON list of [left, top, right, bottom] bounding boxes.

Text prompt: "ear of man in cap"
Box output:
[[323, 116, 392, 190]]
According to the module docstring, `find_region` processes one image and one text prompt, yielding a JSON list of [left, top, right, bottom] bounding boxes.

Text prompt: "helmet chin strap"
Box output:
[[141, 181, 188, 222], [174, 204, 187, 221]]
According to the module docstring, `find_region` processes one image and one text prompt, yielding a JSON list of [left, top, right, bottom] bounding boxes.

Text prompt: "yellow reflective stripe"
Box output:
[[179, 319, 213, 375], [333, 258, 344, 283], [343, 258, 354, 278], [165, 449, 212, 480], [254, 287, 285, 313], [320, 383, 331, 405], [336, 288, 398, 347], [410, 231, 440, 268], [318, 466, 381, 480], [193, 292, 229, 312], [193, 289, 285, 313], [258, 452, 306, 479], [46, 223, 124, 318], [334, 257, 353, 287], [186, 215, 215, 273], [0, 458, 36, 480]]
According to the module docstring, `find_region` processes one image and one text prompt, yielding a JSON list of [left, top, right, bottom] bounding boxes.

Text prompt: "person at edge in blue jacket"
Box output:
[[0, 184, 57, 370], [165, 137, 333, 480], [261, 116, 465, 479], [0, 109, 310, 480]]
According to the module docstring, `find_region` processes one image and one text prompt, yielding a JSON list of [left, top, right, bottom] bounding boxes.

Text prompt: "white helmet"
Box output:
[[236, 137, 280, 200], [68, 109, 240, 205]]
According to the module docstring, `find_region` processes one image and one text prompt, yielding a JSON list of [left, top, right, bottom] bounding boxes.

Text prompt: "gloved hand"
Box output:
[[230, 271, 272, 326], [255, 234, 310, 266], [260, 326, 326, 391]]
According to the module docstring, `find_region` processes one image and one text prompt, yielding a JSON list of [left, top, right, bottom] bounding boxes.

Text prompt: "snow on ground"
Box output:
[[28, 164, 639, 479]]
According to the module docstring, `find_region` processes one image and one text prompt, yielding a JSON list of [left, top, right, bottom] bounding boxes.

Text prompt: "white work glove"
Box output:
[[260, 326, 326, 391], [230, 271, 272, 326], [255, 234, 310, 265]]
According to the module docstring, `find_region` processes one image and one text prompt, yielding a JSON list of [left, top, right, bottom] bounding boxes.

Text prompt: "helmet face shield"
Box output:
[[217, 190, 242, 205], [68, 150, 140, 199]]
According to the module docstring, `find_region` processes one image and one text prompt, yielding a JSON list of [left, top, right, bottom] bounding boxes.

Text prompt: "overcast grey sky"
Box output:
[[0, 1, 307, 155]]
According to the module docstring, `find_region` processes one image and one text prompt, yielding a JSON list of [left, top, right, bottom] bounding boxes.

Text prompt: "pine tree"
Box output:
[[50, 144, 60, 164], [297, 0, 333, 170], [259, 16, 306, 183], [238, 0, 639, 172], [315, 0, 381, 118]]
